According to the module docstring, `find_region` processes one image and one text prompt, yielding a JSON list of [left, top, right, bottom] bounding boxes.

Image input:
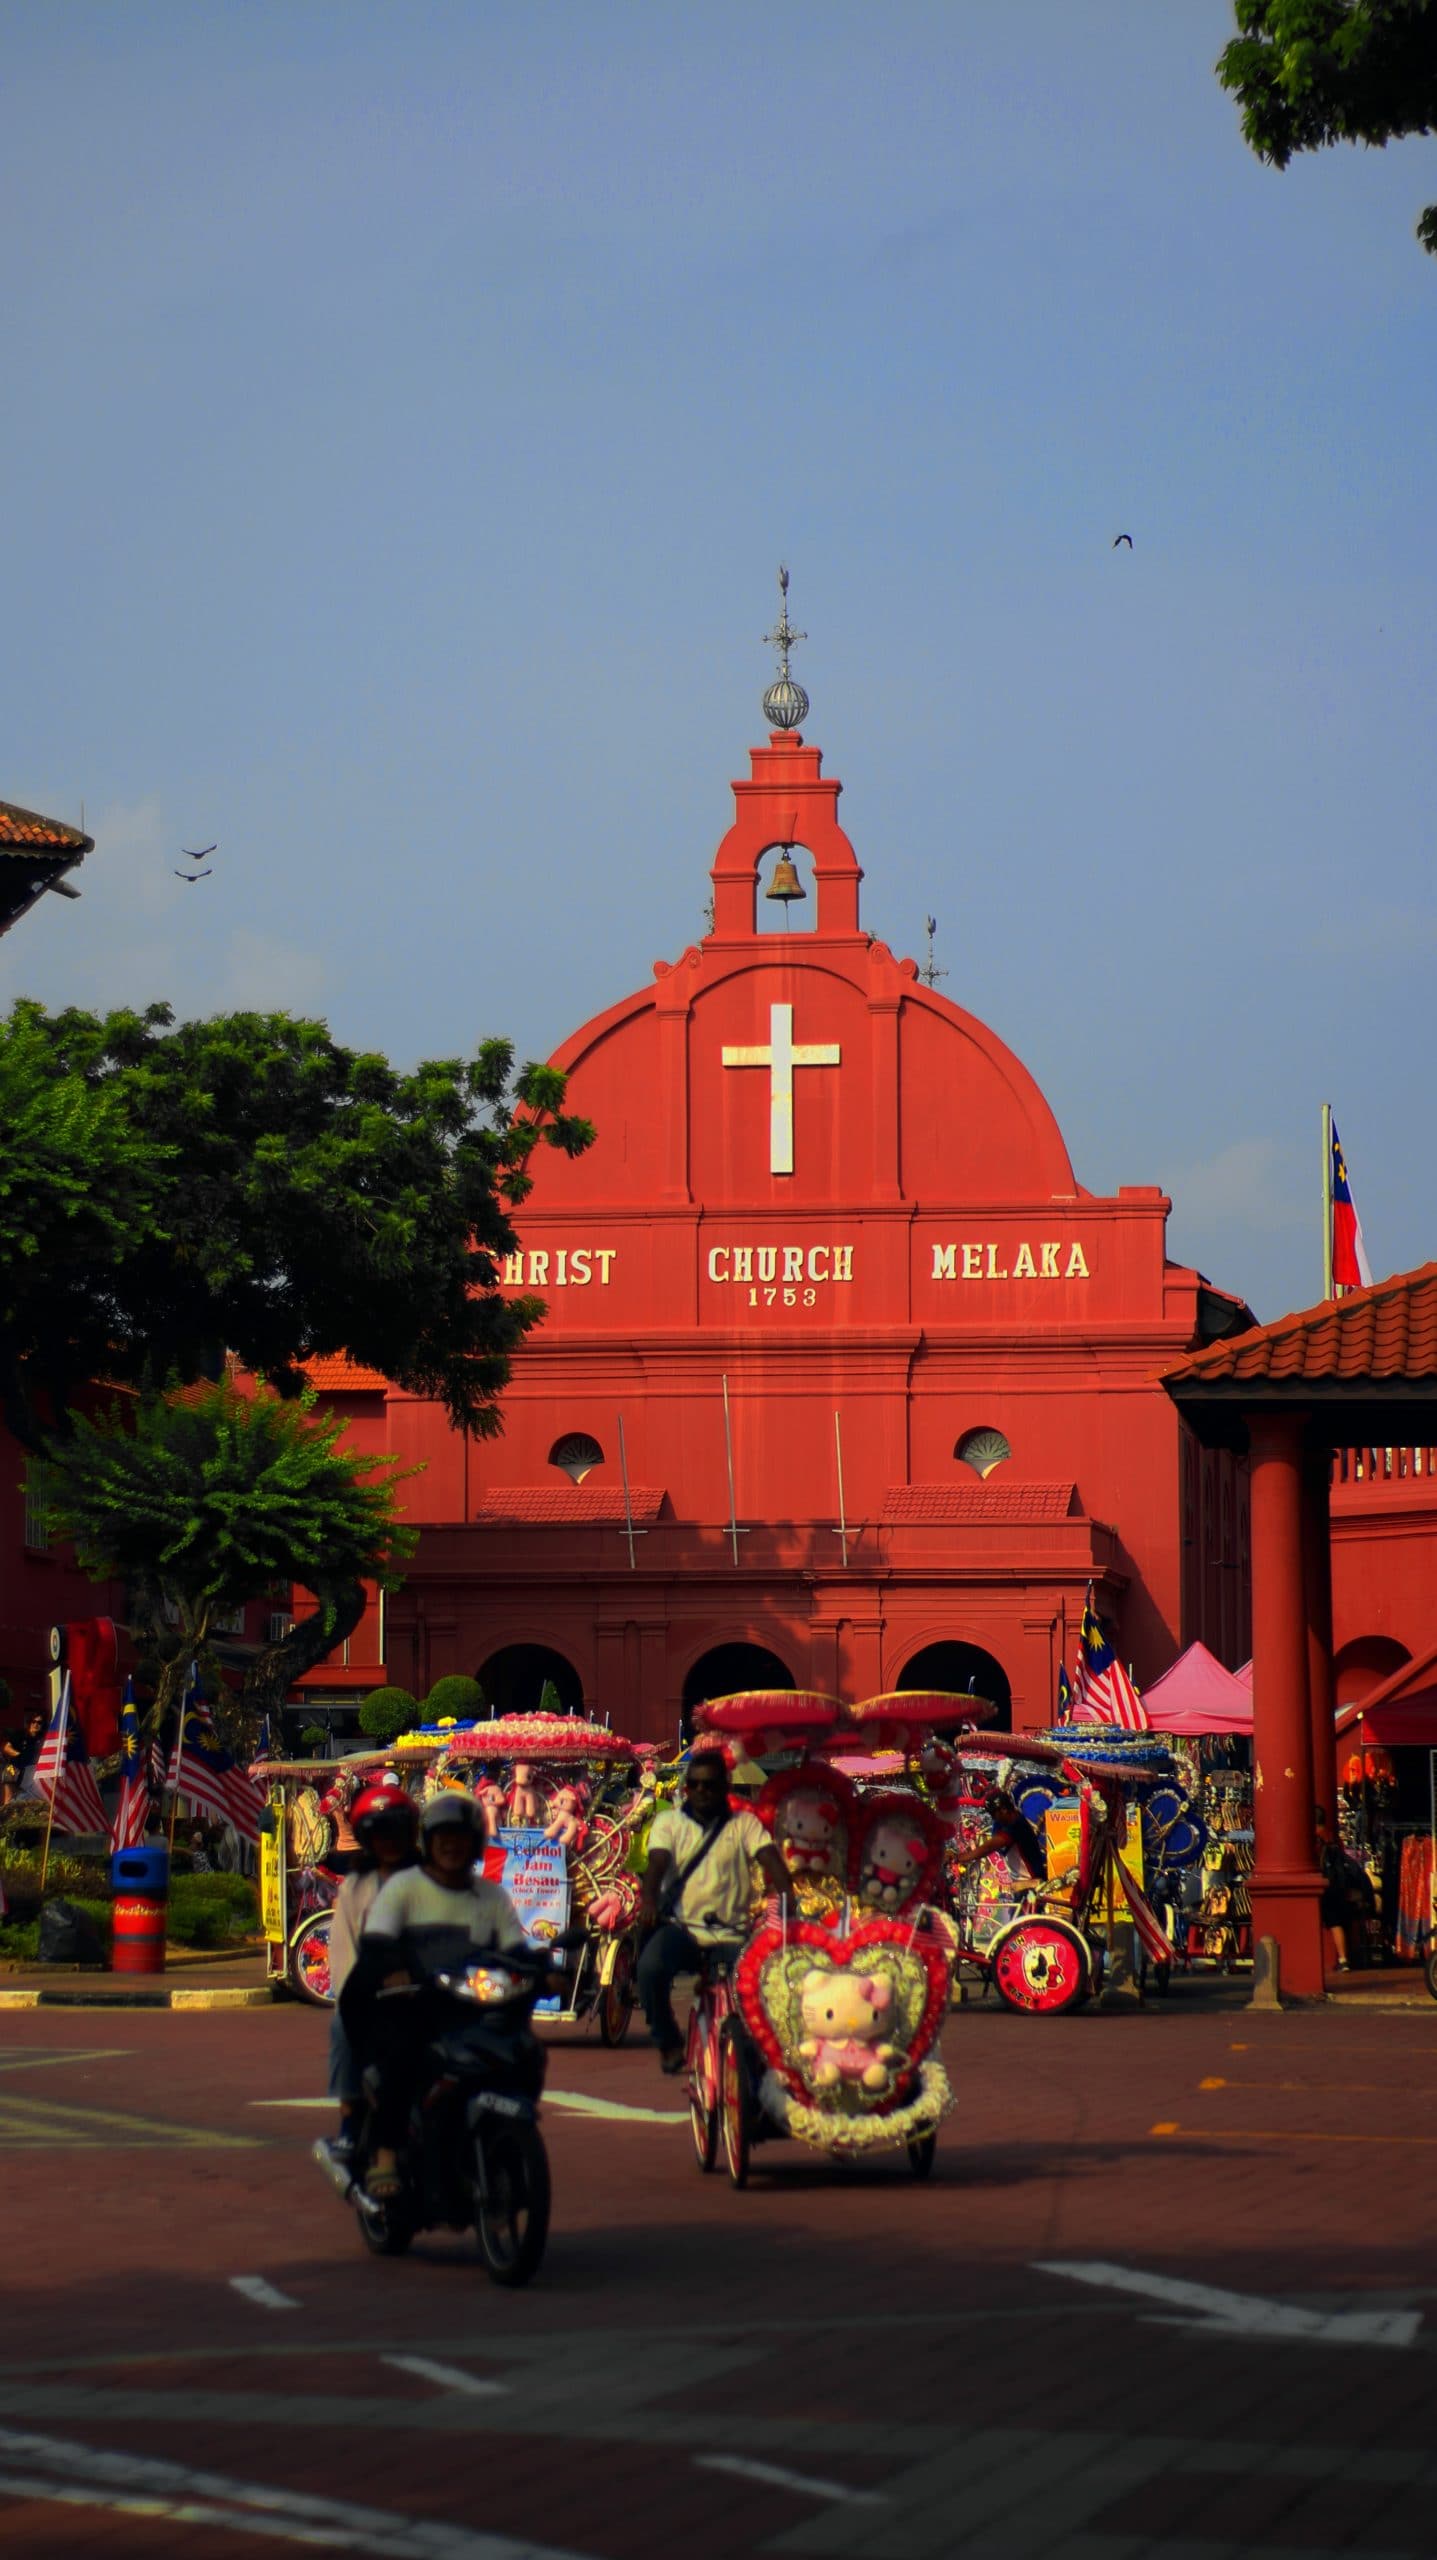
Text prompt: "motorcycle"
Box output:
[[314, 1942, 558, 2287]]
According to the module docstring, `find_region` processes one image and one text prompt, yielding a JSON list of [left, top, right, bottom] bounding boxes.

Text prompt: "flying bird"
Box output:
[[181, 843, 217, 860], [173, 868, 212, 882], [1112, 534, 1133, 549]]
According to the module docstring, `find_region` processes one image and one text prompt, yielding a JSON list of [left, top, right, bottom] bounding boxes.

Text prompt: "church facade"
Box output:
[[307, 661, 1256, 1746]]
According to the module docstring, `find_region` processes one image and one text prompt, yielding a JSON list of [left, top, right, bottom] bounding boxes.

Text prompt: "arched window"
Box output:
[[954, 1426, 1011, 1480], [549, 1432, 603, 1485]]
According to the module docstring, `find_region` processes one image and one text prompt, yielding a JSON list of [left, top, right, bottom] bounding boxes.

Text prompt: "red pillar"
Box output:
[[1303, 1446, 1337, 1829], [1248, 1410, 1325, 1997]]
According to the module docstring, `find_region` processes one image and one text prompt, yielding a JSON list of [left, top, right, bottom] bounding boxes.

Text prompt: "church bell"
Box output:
[[764, 848, 806, 905]]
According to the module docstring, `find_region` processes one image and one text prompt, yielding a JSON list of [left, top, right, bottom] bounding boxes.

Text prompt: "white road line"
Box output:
[[544, 2090, 688, 2125], [0, 2048, 129, 2076], [1035, 2259, 1423, 2348], [230, 2276, 301, 2312], [0, 2427, 594, 2558], [251, 2098, 334, 2109], [383, 2357, 508, 2399], [694, 2453, 885, 2506]]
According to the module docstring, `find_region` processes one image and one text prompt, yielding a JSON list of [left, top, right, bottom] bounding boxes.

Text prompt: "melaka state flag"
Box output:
[[1330, 1118, 1372, 1292]]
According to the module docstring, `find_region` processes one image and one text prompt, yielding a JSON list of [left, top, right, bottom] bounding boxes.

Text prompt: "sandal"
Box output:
[[366, 2164, 403, 2201]]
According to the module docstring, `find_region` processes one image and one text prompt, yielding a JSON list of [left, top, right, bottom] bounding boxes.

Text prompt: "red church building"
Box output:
[[306, 622, 1261, 1747]]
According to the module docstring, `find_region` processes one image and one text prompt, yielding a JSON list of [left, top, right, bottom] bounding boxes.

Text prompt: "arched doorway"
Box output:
[[1333, 1634, 1411, 1709], [897, 1641, 1012, 1734], [681, 1642, 795, 1739], [478, 1644, 584, 1717]]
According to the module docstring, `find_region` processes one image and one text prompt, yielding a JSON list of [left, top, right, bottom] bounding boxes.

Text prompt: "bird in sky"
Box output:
[[1112, 533, 1133, 549], [173, 868, 212, 882], [181, 842, 217, 860]]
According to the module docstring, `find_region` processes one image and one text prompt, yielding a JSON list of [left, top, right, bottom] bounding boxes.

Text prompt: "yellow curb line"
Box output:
[[0, 1987, 270, 2011]]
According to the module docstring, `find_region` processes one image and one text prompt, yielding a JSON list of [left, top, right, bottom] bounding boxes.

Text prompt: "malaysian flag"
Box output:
[[1056, 1663, 1074, 1723], [33, 1675, 108, 1836], [109, 1680, 150, 1852], [168, 1686, 265, 1843], [1073, 1590, 1149, 1732], [1330, 1117, 1373, 1293]]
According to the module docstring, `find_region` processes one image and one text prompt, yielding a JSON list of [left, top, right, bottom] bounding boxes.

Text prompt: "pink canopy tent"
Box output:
[[1142, 1640, 1254, 1736]]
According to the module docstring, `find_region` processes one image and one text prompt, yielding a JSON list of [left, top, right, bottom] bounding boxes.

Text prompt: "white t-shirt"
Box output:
[[362, 1865, 528, 1981], [648, 1804, 771, 1943]]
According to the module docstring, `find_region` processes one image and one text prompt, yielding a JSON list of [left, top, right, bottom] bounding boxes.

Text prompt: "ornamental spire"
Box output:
[[761, 563, 810, 733]]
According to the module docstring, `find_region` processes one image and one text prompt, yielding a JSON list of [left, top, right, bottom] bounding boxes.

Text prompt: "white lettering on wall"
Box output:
[[929, 1238, 1096, 1282], [498, 1246, 616, 1288]]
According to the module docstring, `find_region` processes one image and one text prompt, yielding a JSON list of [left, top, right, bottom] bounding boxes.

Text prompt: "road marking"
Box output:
[[0, 2425, 593, 2557], [545, 2089, 688, 2125], [0, 2048, 129, 2076], [1200, 2074, 1400, 2094], [230, 2277, 300, 2312], [1154, 2122, 1437, 2149], [1036, 2258, 1422, 2347], [695, 2453, 885, 2505], [383, 2357, 508, 2398], [251, 2097, 336, 2108], [0, 2092, 255, 2149]]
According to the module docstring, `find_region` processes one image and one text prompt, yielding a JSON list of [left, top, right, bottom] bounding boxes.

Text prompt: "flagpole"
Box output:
[[38, 1672, 71, 1899], [1321, 1101, 1334, 1302], [166, 1666, 190, 1857]]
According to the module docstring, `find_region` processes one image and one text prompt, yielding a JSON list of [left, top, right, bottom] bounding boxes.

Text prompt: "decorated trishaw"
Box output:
[[256, 1756, 368, 2003], [680, 1691, 969, 2186]]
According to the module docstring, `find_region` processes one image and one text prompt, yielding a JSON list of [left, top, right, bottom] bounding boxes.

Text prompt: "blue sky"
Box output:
[[3, 1, 1433, 1322]]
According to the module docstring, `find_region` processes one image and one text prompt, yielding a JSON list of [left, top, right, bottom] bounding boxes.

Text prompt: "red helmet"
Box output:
[[351, 1778, 417, 1842]]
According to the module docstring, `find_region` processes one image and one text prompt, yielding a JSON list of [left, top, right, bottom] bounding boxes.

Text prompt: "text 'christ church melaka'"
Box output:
[[310, 583, 1253, 1742]]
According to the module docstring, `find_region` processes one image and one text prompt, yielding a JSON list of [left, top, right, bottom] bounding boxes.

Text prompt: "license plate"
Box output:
[[473, 2092, 525, 2118]]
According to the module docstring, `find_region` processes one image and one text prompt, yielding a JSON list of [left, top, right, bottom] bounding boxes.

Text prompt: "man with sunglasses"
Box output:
[[637, 1747, 793, 2072]]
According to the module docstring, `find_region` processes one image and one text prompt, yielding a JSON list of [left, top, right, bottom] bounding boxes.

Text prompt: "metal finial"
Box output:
[[761, 563, 810, 731], [921, 915, 948, 989]]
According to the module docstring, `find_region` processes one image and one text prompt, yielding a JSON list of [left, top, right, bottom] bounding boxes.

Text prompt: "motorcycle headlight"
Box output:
[[461, 1963, 524, 2005]]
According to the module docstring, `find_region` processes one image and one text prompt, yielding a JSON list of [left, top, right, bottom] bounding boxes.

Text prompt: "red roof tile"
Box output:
[[304, 1354, 390, 1392], [0, 798, 93, 852], [882, 1482, 1080, 1523], [472, 1487, 665, 1524], [1162, 1262, 1437, 1389]]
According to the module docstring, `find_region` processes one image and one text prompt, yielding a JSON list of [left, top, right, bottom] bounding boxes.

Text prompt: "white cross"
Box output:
[[721, 1002, 841, 1176]]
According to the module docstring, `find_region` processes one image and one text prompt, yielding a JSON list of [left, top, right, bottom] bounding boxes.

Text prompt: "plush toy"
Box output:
[[544, 1780, 590, 1848], [796, 1967, 900, 2093], [757, 1762, 852, 1881], [476, 1777, 506, 1838], [853, 1798, 945, 1914], [506, 1761, 545, 1827]]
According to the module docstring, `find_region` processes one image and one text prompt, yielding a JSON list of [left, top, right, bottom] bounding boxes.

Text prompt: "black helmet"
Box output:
[[419, 1789, 484, 1846]]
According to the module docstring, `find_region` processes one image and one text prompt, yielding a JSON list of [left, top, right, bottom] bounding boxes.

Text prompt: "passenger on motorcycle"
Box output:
[[637, 1748, 793, 2072], [342, 1790, 529, 2200], [325, 1778, 419, 2168]]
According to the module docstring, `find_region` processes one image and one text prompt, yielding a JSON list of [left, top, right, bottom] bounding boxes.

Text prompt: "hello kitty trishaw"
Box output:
[[682, 1691, 973, 2188], [427, 1711, 653, 2043]]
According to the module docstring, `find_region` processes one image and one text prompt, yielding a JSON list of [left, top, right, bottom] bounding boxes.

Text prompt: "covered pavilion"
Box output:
[[1162, 1264, 1437, 1997]]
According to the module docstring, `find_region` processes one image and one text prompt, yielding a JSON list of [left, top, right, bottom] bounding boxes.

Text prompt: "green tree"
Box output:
[[1218, 1, 1437, 253], [45, 1381, 419, 1738], [424, 1673, 487, 1724], [0, 1001, 593, 1453], [358, 1685, 421, 1745]]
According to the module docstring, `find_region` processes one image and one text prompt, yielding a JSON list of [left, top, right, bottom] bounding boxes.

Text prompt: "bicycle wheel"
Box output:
[[688, 2004, 718, 2172], [288, 1909, 335, 2007], [598, 1937, 636, 2048], [989, 1916, 1090, 2016], [719, 2020, 750, 2189], [906, 2130, 938, 2179], [475, 2121, 550, 2288], [1426, 1946, 1437, 2004]]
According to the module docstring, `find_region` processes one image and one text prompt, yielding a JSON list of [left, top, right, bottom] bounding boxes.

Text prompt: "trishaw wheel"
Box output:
[[1426, 1947, 1437, 2005], [475, 2122, 551, 2288], [906, 2130, 938, 2179], [598, 1938, 636, 2047], [719, 2020, 750, 2189], [688, 2010, 718, 2173], [990, 1917, 1089, 2017], [288, 1910, 335, 2008]]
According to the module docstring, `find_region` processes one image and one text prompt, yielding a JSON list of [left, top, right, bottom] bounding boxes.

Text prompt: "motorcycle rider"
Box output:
[[325, 1778, 419, 2166], [341, 1789, 529, 2200]]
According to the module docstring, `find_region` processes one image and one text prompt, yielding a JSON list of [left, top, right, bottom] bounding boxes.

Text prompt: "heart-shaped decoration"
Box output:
[[736, 1915, 951, 2113]]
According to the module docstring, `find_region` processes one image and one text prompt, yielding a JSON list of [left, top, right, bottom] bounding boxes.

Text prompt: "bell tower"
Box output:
[[707, 568, 864, 942]]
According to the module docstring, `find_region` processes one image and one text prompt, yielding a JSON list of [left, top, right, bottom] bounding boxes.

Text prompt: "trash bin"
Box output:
[[110, 1843, 170, 1974]]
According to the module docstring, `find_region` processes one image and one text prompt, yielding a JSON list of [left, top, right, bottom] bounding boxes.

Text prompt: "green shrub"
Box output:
[[424, 1674, 486, 1725], [0, 1919, 38, 1961], [358, 1685, 419, 1744], [167, 1873, 260, 1948]]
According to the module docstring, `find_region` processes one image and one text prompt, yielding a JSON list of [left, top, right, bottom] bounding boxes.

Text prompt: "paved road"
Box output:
[[2, 1991, 1436, 2559]]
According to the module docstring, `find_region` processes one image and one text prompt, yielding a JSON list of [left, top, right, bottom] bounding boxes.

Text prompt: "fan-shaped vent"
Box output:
[[955, 1427, 1011, 1480], [549, 1432, 604, 1486]]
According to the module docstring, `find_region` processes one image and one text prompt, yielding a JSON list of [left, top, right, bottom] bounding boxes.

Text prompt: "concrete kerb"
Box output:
[[0, 1983, 272, 2010]]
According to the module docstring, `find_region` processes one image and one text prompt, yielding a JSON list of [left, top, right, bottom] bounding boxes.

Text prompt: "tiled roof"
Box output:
[[304, 1354, 390, 1392], [472, 1487, 665, 1525], [882, 1482, 1080, 1523], [0, 798, 93, 852], [1162, 1263, 1437, 1389]]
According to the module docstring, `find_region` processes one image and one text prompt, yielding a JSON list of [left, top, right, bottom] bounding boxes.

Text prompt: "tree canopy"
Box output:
[[45, 1380, 419, 1734], [1218, 1, 1437, 253], [0, 1000, 593, 1453]]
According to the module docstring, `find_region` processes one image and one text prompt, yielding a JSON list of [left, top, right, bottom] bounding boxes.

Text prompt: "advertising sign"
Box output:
[[481, 1827, 571, 2013]]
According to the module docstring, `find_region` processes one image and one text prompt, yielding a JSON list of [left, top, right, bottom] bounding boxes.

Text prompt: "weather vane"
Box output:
[[921, 915, 948, 989], [761, 564, 810, 732]]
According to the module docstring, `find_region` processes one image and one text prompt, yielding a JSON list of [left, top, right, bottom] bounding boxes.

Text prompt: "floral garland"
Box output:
[[759, 2059, 954, 2152]]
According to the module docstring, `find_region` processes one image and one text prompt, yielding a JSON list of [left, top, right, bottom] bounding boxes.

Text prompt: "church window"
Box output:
[[955, 1427, 1011, 1479], [549, 1433, 604, 1485]]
